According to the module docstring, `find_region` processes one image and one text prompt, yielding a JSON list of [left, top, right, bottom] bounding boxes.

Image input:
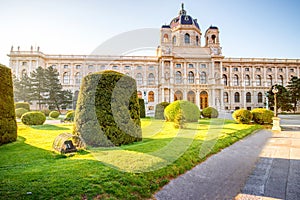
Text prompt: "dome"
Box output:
[[169, 3, 200, 30]]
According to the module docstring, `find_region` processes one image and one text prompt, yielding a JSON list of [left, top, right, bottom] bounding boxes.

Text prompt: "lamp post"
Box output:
[[272, 86, 281, 132]]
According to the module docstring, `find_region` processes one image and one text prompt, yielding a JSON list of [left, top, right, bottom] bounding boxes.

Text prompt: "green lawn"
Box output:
[[0, 118, 261, 199]]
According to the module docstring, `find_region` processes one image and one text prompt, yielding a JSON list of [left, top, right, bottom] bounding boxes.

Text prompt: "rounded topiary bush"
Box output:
[[73, 70, 142, 147], [21, 111, 46, 125], [41, 109, 51, 117], [201, 107, 219, 118], [251, 108, 274, 125], [15, 108, 29, 118], [0, 64, 17, 145], [155, 102, 170, 119], [232, 109, 253, 124], [49, 111, 60, 119], [164, 100, 200, 122], [15, 102, 30, 111], [65, 111, 74, 122], [138, 98, 146, 118]]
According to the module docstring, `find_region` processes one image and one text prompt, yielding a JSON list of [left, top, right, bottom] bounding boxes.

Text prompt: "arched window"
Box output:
[[234, 92, 240, 103], [137, 91, 142, 99], [212, 35, 216, 43], [136, 73, 143, 85], [175, 71, 182, 84], [63, 72, 70, 84], [148, 91, 154, 102], [200, 72, 207, 84], [172, 36, 176, 45], [233, 75, 239, 86], [245, 75, 250, 86], [163, 34, 169, 42], [279, 75, 284, 86], [246, 92, 251, 103], [174, 91, 183, 101], [21, 69, 27, 78], [258, 92, 263, 103], [148, 73, 155, 85], [75, 72, 81, 85], [188, 71, 194, 84], [223, 74, 227, 86], [184, 33, 190, 44], [267, 75, 273, 86], [224, 92, 229, 103], [196, 36, 199, 45], [256, 75, 261, 86], [187, 91, 195, 104]]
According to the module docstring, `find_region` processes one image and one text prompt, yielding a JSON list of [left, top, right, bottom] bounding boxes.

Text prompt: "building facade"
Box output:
[[8, 5, 300, 114]]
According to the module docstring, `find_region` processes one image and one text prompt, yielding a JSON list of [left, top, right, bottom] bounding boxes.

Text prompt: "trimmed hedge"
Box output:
[[201, 107, 219, 118], [232, 109, 253, 124], [41, 109, 51, 117], [15, 102, 30, 111], [15, 108, 29, 118], [21, 111, 46, 125], [164, 100, 200, 122], [0, 64, 17, 145], [251, 108, 274, 124], [155, 102, 170, 119], [73, 70, 142, 147], [65, 111, 74, 122], [138, 98, 146, 118], [49, 111, 60, 119]]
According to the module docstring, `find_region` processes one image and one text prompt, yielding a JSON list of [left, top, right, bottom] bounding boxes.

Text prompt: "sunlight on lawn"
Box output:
[[16, 118, 258, 173]]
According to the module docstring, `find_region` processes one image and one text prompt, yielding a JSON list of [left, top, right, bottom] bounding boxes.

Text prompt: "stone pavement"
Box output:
[[236, 116, 300, 200], [155, 115, 300, 200], [155, 130, 272, 200]]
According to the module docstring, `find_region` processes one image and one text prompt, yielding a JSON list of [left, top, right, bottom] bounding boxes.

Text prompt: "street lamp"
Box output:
[[271, 85, 281, 132], [272, 86, 279, 117]]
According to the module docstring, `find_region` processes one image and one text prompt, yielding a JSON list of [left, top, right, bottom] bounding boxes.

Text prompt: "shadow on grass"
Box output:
[[30, 124, 70, 130]]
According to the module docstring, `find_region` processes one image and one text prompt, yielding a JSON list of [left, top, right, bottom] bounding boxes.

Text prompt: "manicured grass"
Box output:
[[0, 119, 261, 199]]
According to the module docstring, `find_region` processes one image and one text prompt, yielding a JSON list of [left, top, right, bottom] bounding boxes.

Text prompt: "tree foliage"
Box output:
[[267, 84, 292, 112], [13, 66, 72, 111], [286, 76, 300, 113]]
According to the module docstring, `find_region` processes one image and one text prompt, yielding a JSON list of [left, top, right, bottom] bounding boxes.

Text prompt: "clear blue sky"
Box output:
[[1, 0, 300, 66]]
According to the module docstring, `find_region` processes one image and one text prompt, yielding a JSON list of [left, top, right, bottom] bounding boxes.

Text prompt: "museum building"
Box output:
[[8, 4, 300, 114]]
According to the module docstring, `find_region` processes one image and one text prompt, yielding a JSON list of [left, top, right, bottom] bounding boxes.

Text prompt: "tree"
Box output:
[[30, 66, 47, 110], [267, 84, 292, 113], [44, 66, 72, 112], [13, 74, 32, 103], [286, 76, 300, 113]]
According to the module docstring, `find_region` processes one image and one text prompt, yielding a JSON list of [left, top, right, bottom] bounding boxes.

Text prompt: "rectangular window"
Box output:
[[256, 68, 261, 72], [200, 64, 207, 68], [222, 67, 227, 71], [233, 67, 238, 71], [100, 65, 106, 70], [76, 65, 81, 69], [176, 64, 181, 68], [149, 66, 154, 70], [88, 65, 94, 69], [290, 68, 294, 72], [125, 66, 131, 70], [137, 66, 142, 70], [22, 61, 27, 66], [64, 65, 68, 69], [279, 68, 283, 72], [188, 64, 194, 68], [245, 68, 249, 71]]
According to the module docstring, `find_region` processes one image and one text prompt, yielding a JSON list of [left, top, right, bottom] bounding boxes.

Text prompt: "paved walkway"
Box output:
[[155, 130, 272, 200], [155, 115, 300, 200]]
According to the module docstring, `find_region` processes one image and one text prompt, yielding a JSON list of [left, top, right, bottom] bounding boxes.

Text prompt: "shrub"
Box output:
[[201, 107, 219, 118], [174, 110, 186, 129], [66, 110, 74, 115], [15, 102, 30, 111], [138, 98, 146, 118], [251, 108, 274, 125], [64, 111, 74, 122], [15, 108, 29, 118], [41, 109, 51, 117], [232, 109, 253, 124], [0, 64, 17, 145], [73, 70, 142, 147], [155, 102, 170, 119], [49, 111, 60, 119], [164, 100, 200, 122], [21, 111, 46, 125]]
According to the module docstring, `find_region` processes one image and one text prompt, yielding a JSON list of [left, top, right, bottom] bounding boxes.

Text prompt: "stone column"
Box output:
[[196, 90, 200, 109], [161, 88, 164, 102]]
